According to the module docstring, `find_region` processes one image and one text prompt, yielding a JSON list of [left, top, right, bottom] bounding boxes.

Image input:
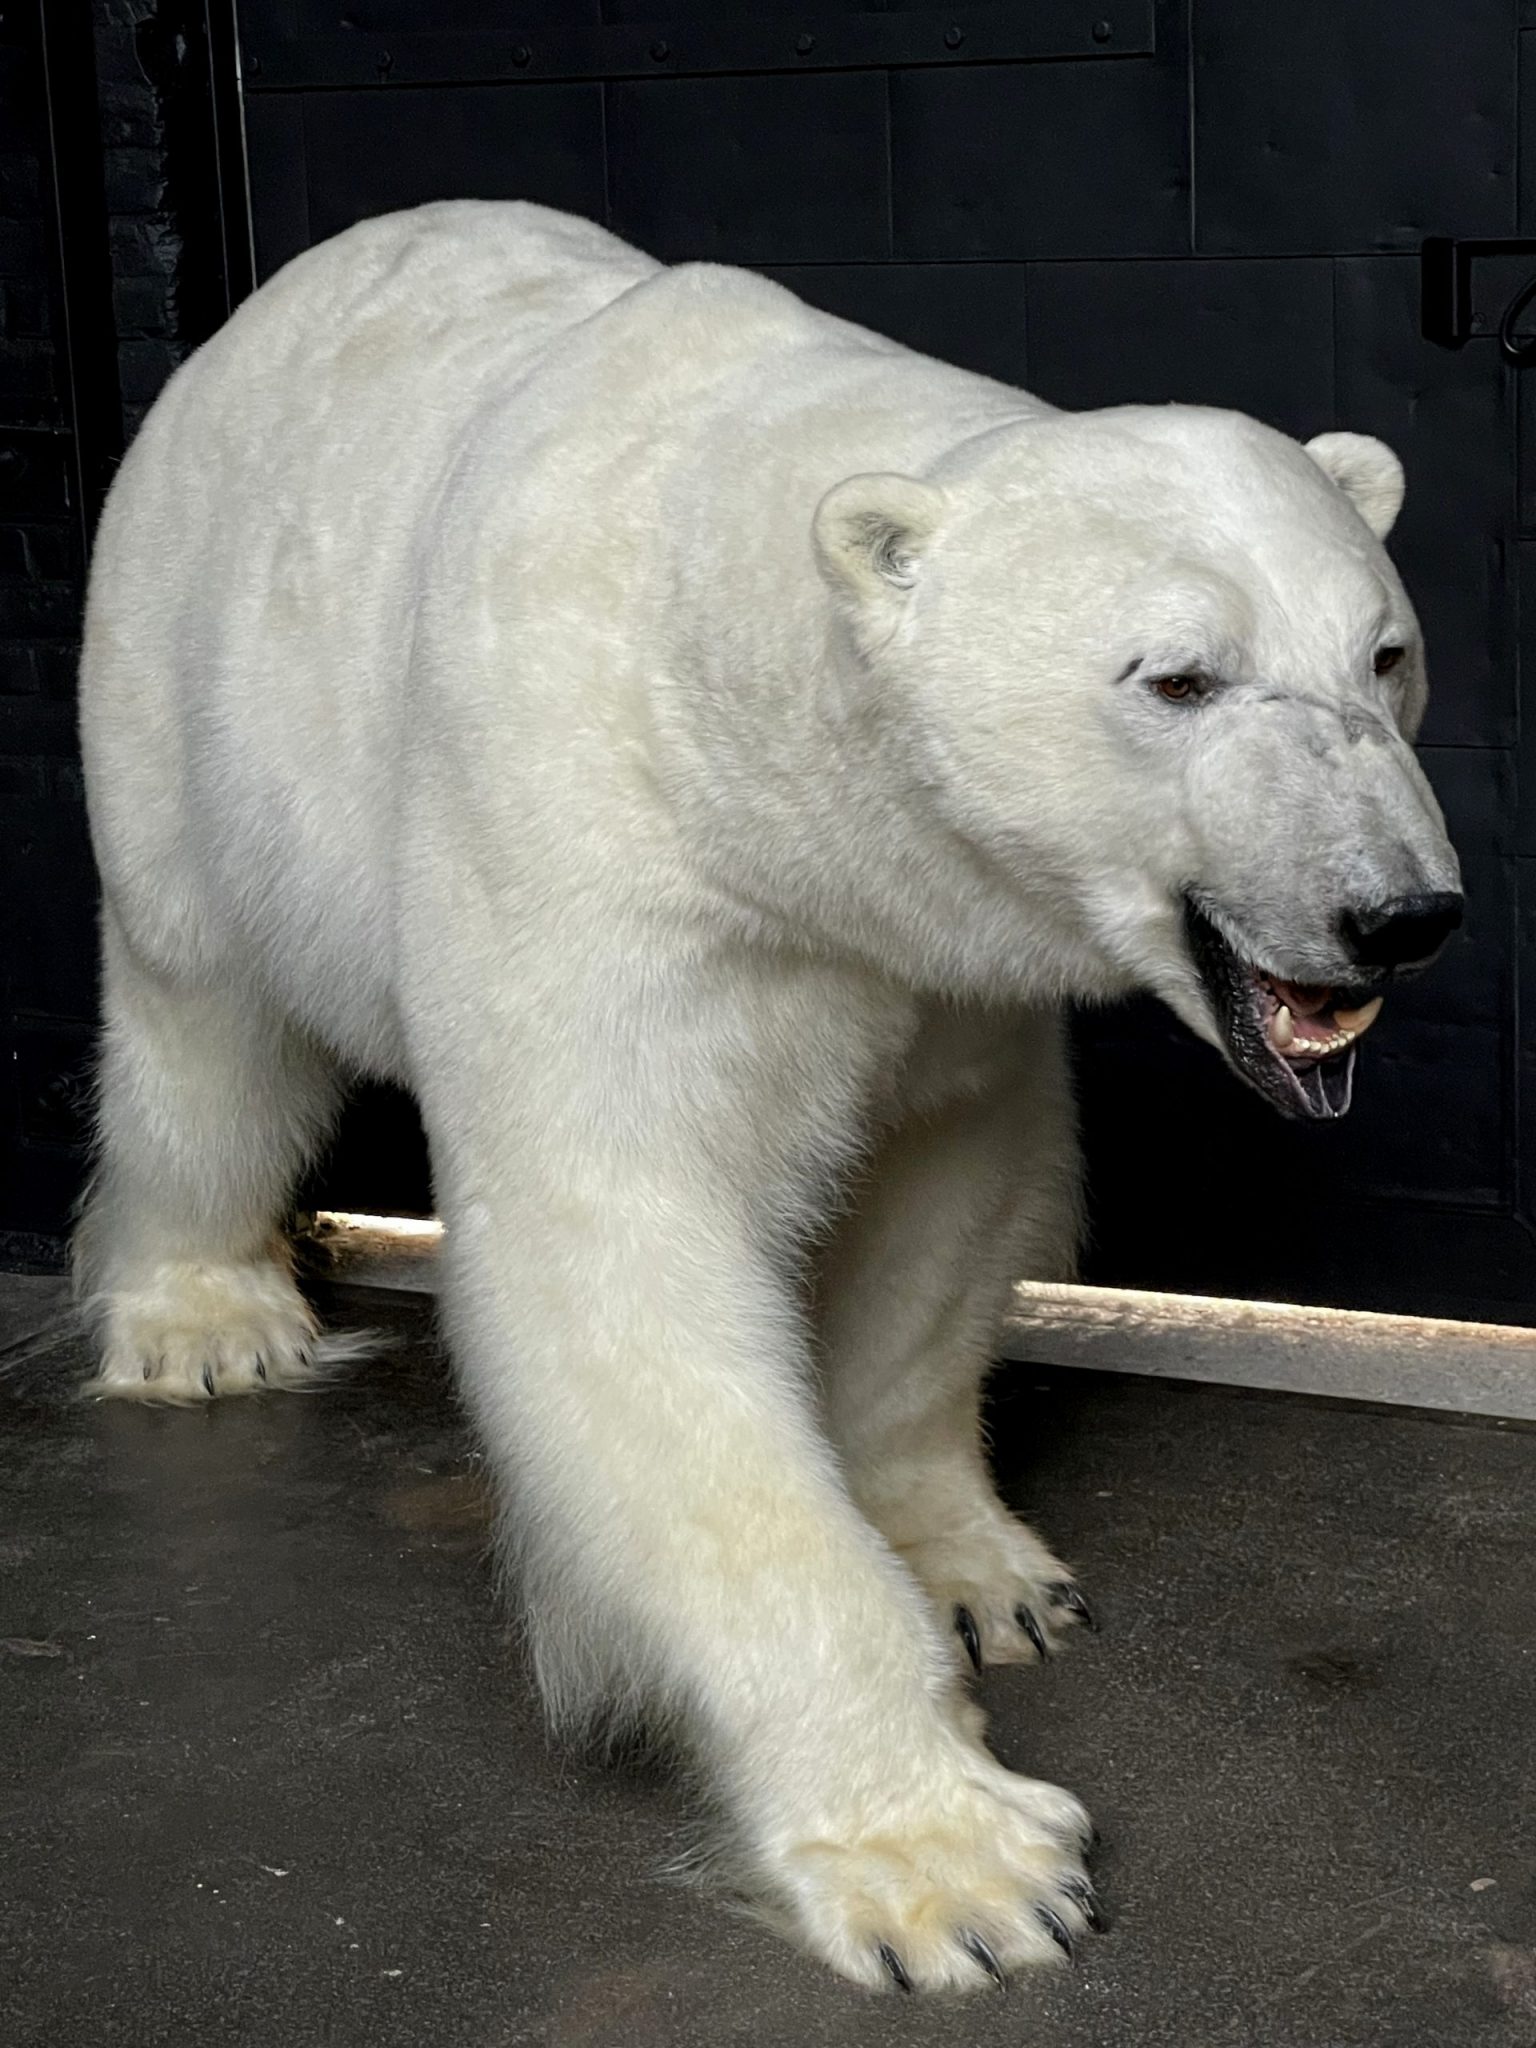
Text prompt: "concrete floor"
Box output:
[[3, 1275, 1535, 2048]]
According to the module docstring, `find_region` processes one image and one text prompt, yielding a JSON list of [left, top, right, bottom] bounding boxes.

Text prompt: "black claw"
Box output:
[[960, 1930, 1007, 1991], [254, 1356, 268, 1383], [142, 1361, 153, 1381], [953, 1604, 983, 1673], [878, 1942, 914, 1994], [200, 1365, 215, 1399], [1015, 1604, 1049, 1660], [1061, 1874, 1107, 1934], [1047, 1581, 1098, 1632], [1036, 1905, 1075, 1962]]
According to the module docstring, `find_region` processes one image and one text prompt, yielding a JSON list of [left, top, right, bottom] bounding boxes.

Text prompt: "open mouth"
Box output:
[[1182, 898, 1385, 1121]]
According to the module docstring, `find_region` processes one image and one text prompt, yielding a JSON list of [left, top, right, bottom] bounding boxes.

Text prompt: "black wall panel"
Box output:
[[1023, 258, 1334, 436], [302, 84, 608, 246], [242, 95, 309, 278], [603, 1, 870, 22], [1520, 547, 1536, 870], [314, 3, 601, 25], [1523, 22, 1536, 233], [607, 72, 890, 263], [8, 0, 1536, 1317], [763, 263, 1030, 386], [889, 10, 1189, 261], [1194, 2, 1515, 258]]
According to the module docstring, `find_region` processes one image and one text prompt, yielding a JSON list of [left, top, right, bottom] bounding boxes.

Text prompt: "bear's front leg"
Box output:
[[817, 1003, 1097, 1671], [411, 954, 1100, 1993]]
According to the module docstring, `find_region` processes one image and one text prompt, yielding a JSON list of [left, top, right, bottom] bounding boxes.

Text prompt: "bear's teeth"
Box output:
[[1286, 1025, 1356, 1059], [1332, 996, 1384, 1037], [1272, 1005, 1295, 1050]]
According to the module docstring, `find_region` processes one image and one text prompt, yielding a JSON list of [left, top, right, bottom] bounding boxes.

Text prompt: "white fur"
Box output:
[[75, 201, 1453, 1991]]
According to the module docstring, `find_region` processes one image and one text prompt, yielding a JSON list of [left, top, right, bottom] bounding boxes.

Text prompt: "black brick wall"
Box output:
[[0, 6, 88, 1268], [98, 0, 231, 435], [0, 0, 230, 1266]]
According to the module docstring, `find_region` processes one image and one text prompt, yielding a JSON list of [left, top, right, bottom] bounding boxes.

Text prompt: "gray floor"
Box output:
[[4, 1274, 1535, 2048]]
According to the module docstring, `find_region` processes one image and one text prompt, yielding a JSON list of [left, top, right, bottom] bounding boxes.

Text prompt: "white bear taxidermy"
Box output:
[[75, 203, 1461, 1995]]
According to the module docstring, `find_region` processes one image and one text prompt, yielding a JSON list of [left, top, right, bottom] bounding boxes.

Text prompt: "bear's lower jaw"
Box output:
[[1180, 897, 1368, 1122]]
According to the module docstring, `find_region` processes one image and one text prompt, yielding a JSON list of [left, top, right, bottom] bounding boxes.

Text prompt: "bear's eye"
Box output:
[[1373, 645, 1406, 676], [1152, 673, 1200, 703]]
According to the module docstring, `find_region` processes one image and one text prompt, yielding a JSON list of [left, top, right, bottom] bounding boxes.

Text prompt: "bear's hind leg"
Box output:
[[75, 910, 347, 1403], [818, 1005, 1094, 1671]]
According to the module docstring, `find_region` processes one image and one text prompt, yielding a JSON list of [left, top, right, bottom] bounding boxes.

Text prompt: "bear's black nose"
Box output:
[[1339, 890, 1463, 969]]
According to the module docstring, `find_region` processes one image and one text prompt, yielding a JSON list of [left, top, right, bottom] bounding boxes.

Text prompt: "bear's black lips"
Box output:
[[1181, 897, 1356, 1122]]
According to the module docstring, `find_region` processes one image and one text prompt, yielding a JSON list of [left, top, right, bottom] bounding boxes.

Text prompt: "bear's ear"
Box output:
[[1303, 432, 1406, 540], [813, 472, 949, 607]]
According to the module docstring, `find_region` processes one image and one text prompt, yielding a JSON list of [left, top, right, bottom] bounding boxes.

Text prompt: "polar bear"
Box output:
[[75, 201, 1461, 1994]]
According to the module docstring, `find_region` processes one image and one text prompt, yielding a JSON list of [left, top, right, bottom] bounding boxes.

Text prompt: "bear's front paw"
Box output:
[[753, 1746, 1102, 1993]]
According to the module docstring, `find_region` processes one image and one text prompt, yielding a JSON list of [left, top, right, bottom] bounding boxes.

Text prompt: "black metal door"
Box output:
[[216, 1, 1535, 1320]]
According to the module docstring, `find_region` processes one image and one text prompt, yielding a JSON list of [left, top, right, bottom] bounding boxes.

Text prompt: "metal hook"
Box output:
[[1498, 269, 1536, 364]]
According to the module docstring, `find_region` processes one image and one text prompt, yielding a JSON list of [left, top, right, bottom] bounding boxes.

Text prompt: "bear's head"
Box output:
[[813, 407, 1462, 1121]]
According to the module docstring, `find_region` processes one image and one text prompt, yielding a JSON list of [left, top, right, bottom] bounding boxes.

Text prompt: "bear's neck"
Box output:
[[644, 597, 1099, 1007]]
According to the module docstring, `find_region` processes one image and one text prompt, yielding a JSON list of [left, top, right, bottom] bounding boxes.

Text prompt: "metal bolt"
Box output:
[[511, 43, 530, 67], [795, 33, 814, 55], [944, 25, 964, 49], [1092, 18, 1113, 41], [649, 39, 670, 61], [376, 48, 393, 77]]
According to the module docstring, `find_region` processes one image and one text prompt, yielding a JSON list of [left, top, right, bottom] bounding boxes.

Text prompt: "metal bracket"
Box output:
[[1421, 235, 1536, 350]]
